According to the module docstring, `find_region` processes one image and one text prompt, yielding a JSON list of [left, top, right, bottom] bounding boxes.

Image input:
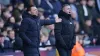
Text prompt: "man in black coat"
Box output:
[[54, 4, 76, 56], [19, 5, 62, 56]]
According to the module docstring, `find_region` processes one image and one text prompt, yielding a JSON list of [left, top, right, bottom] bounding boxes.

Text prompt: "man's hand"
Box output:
[[54, 14, 62, 23], [55, 18, 62, 23]]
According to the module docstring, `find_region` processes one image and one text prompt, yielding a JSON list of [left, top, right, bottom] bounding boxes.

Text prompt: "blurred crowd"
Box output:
[[0, 0, 100, 54]]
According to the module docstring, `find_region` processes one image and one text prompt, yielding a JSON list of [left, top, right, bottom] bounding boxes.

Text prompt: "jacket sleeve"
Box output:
[[19, 19, 32, 45], [54, 22, 67, 47], [40, 19, 55, 26]]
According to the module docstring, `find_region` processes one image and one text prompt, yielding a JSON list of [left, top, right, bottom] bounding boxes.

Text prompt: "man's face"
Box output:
[[30, 7, 38, 16], [3, 11, 11, 18], [88, 0, 95, 7], [81, 0, 87, 5], [8, 6, 13, 12], [63, 5, 71, 14], [18, 4, 24, 10], [9, 31, 15, 39], [10, 17, 15, 23]]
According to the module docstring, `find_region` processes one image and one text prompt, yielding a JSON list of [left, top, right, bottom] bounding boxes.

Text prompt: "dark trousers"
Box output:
[[23, 47, 40, 56], [57, 47, 72, 56]]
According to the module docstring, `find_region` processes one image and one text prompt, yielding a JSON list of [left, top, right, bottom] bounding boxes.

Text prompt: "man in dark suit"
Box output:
[[54, 4, 76, 56], [19, 5, 62, 56]]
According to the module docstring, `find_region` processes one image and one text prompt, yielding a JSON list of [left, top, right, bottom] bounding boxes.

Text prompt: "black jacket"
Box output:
[[54, 10, 76, 50], [19, 12, 55, 48]]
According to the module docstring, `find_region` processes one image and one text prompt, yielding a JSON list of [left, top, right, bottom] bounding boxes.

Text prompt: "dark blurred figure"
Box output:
[[38, 0, 54, 16], [87, 0, 98, 21], [1, 9, 12, 22], [0, 34, 13, 53], [37, 0, 61, 17], [4, 17, 15, 27], [5, 15, 22, 50], [4, 16, 20, 31], [6, 4, 13, 13], [77, 0, 92, 37], [4, 16, 20, 36], [6, 30, 22, 51], [49, 0, 62, 14], [87, 0, 99, 45], [92, 15, 100, 45], [55, 4, 75, 56], [7, 30, 15, 48], [12, 2, 24, 23]]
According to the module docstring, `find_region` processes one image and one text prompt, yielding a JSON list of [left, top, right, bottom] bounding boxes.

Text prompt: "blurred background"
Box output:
[[0, 0, 100, 56]]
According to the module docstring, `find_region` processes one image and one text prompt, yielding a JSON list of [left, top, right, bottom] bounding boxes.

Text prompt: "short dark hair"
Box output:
[[26, 5, 36, 12]]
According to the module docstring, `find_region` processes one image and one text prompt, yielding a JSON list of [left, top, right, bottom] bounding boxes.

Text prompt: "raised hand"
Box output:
[[54, 14, 62, 23]]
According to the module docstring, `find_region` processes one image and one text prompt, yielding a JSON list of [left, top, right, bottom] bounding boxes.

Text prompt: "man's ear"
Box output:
[[62, 9, 64, 12], [62, 7, 65, 12]]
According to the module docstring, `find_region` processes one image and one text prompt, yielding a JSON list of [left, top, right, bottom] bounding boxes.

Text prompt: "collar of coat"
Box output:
[[58, 10, 71, 19]]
